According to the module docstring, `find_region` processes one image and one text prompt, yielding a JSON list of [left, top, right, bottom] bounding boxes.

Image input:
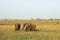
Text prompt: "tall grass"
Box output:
[[0, 19, 60, 40], [0, 25, 60, 40]]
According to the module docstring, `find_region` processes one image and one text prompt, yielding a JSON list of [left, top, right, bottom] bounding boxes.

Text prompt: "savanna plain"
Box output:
[[0, 19, 60, 40]]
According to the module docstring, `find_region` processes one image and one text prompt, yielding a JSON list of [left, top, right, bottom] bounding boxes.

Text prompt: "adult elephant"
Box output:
[[15, 23, 21, 31], [22, 23, 36, 31]]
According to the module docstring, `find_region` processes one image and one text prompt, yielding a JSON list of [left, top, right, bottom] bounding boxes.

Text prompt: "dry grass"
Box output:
[[0, 19, 60, 40], [0, 25, 60, 31]]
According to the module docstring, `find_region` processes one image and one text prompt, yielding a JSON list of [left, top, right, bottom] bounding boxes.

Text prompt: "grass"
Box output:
[[0, 19, 60, 40], [0, 19, 60, 25]]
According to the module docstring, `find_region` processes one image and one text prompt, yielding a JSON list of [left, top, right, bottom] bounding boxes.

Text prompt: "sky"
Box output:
[[0, 0, 60, 19]]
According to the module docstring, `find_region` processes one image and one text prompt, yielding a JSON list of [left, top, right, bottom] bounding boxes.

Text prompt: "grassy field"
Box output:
[[0, 19, 60, 40]]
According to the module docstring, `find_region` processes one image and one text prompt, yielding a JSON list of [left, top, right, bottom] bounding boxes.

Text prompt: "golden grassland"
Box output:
[[0, 25, 60, 31], [0, 19, 60, 40]]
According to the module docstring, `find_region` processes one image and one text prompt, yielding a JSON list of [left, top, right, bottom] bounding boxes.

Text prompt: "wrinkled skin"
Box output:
[[15, 23, 21, 31]]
